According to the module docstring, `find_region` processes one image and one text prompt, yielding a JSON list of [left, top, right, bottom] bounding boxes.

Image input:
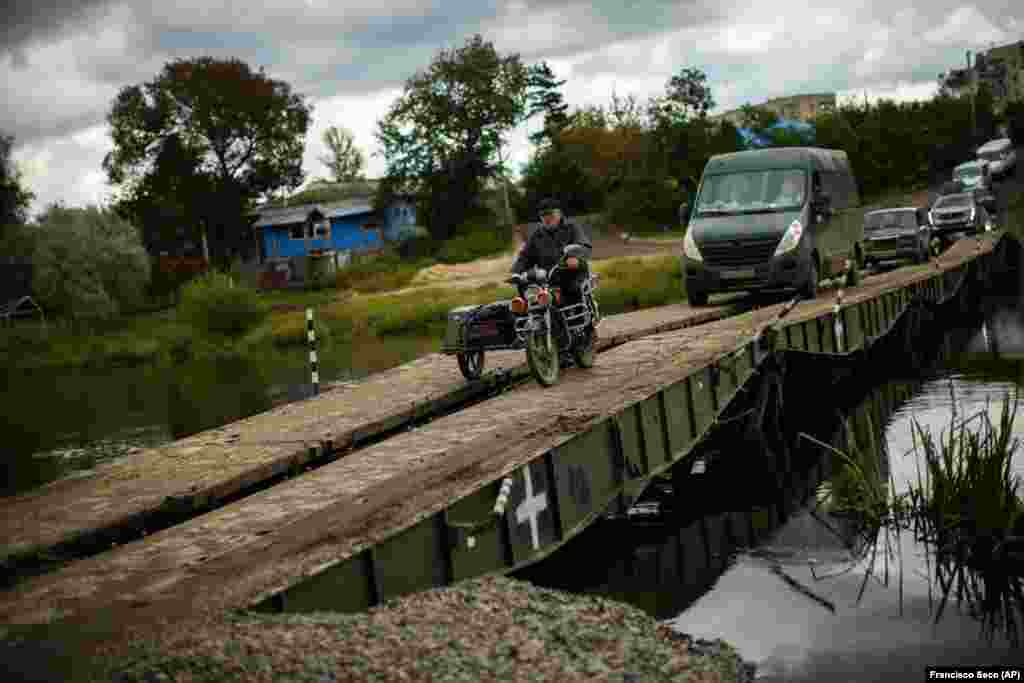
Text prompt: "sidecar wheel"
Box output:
[[526, 329, 560, 387], [457, 351, 485, 380], [572, 328, 596, 369]]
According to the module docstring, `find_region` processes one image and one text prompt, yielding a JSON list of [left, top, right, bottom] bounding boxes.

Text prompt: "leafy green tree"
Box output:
[[103, 56, 312, 269], [526, 61, 570, 148], [30, 205, 151, 319], [665, 67, 716, 120], [375, 34, 532, 241], [319, 125, 366, 182], [1, 133, 34, 238]]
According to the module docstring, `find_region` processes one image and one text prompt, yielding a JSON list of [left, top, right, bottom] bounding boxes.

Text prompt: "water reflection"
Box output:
[[1, 334, 439, 496]]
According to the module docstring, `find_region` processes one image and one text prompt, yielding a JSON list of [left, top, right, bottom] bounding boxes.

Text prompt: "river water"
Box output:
[[1, 334, 437, 495]]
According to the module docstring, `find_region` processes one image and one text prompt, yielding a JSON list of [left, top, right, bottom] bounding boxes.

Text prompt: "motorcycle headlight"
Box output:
[[773, 219, 803, 256], [683, 229, 703, 262]]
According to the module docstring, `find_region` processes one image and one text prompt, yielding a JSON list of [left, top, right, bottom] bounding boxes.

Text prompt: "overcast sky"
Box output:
[[3, 1, 1021, 217]]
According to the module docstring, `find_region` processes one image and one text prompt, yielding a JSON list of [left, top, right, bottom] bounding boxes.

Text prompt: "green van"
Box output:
[[681, 147, 863, 306]]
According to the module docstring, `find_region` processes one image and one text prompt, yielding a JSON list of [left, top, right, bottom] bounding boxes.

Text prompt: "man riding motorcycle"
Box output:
[[511, 198, 592, 305]]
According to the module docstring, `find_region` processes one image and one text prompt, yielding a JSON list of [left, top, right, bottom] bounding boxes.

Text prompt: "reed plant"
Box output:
[[803, 386, 1024, 645]]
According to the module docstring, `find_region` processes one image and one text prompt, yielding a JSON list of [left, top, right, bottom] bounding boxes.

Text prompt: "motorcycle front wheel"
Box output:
[[457, 350, 485, 380], [526, 325, 560, 387], [572, 326, 596, 369]]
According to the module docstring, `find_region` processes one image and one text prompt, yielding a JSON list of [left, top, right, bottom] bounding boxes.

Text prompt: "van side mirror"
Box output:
[[812, 193, 833, 217]]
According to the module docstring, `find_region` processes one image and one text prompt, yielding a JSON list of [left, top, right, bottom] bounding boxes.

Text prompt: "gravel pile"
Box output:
[[94, 576, 754, 682]]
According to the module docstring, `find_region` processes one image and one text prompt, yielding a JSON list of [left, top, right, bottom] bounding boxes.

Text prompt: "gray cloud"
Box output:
[[2, 0, 122, 64]]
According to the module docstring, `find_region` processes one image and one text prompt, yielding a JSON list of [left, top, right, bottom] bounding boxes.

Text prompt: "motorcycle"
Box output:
[[440, 244, 600, 386]]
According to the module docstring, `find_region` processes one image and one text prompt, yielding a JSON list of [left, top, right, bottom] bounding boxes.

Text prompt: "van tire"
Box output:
[[800, 258, 818, 300], [687, 288, 709, 307]]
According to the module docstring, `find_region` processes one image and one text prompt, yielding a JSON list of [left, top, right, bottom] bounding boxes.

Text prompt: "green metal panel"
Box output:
[[449, 484, 505, 580], [373, 516, 447, 603], [618, 408, 646, 475], [278, 549, 375, 613], [689, 371, 715, 438], [639, 396, 668, 468], [821, 315, 835, 354], [806, 317, 821, 352], [504, 457, 561, 566], [661, 383, 694, 460], [552, 429, 615, 533]]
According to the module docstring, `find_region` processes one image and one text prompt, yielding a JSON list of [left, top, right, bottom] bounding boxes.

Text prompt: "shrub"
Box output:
[[335, 254, 429, 293], [178, 271, 269, 337], [605, 175, 687, 234], [435, 227, 510, 264], [29, 205, 152, 320]]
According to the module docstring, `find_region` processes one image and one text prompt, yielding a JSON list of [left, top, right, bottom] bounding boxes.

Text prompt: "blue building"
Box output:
[[250, 197, 418, 263]]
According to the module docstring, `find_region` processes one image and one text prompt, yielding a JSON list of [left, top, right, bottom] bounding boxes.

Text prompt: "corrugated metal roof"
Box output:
[[252, 199, 374, 228]]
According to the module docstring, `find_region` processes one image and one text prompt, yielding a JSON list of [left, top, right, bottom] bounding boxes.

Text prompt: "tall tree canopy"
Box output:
[[375, 34, 534, 240], [319, 125, 366, 182], [526, 61, 570, 147], [1, 133, 34, 234], [103, 56, 312, 267]]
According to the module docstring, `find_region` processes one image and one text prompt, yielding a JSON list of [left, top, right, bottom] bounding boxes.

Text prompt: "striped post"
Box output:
[[307, 307, 319, 396]]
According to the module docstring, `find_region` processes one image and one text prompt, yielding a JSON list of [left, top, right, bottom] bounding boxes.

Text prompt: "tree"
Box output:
[[375, 34, 532, 240], [526, 61, 570, 147], [739, 104, 779, 133], [319, 125, 365, 182], [665, 67, 716, 120], [103, 56, 312, 269], [1, 133, 34, 236], [31, 204, 151, 320]]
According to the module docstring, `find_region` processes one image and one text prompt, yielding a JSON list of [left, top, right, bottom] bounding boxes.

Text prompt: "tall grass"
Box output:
[[906, 386, 1024, 644], [804, 388, 1024, 645]]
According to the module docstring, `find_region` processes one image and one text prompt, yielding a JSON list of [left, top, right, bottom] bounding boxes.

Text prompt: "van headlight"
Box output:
[[773, 219, 803, 256], [683, 229, 703, 262], [970, 207, 976, 222]]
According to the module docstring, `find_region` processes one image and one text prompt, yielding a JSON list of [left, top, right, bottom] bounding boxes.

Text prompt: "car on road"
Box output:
[[976, 138, 1017, 179], [682, 147, 863, 306], [952, 160, 998, 212], [929, 192, 992, 241], [861, 207, 934, 267]]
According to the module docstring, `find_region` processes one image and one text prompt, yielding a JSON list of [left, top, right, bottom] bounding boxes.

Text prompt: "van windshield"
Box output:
[[865, 211, 916, 231], [696, 169, 807, 216]]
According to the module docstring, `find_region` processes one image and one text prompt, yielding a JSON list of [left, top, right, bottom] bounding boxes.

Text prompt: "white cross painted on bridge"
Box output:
[[515, 465, 548, 551]]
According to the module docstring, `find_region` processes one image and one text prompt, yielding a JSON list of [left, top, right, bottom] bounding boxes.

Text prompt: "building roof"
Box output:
[[251, 199, 374, 228]]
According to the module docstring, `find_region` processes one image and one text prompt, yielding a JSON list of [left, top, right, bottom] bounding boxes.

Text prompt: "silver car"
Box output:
[[929, 192, 991, 240]]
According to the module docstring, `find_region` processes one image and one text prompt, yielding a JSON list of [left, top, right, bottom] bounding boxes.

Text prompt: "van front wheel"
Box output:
[[800, 258, 818, 300], [687, 288, 709, 307]]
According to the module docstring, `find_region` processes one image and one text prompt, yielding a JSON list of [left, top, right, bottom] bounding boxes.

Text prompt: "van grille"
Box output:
[[700, 235, 780, 268]]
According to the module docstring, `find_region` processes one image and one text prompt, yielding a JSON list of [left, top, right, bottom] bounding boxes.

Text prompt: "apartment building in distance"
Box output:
[[712, 93, 837, 127]]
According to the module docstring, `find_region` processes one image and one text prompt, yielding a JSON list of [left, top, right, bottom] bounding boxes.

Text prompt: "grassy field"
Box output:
[[0, 252, 686, 371]]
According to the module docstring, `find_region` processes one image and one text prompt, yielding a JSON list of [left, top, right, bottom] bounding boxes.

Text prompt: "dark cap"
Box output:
[[537, 198, 562, 213]]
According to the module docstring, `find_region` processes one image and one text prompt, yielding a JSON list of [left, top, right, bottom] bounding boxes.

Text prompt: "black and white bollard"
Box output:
[[307, 307, 319, 396]]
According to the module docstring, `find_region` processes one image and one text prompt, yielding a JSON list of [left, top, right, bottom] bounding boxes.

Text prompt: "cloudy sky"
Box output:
[[3, 0, 1022, 217]]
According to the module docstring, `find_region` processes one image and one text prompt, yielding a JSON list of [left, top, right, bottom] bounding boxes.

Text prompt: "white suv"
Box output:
[[976, 138, 1017, 179]]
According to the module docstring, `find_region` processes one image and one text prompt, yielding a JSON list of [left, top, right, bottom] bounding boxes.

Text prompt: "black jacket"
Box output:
[[511, 219, 592, 274]]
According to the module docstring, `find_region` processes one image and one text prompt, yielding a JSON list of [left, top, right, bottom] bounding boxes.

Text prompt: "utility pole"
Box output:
[[497, 139, 513, 227]]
